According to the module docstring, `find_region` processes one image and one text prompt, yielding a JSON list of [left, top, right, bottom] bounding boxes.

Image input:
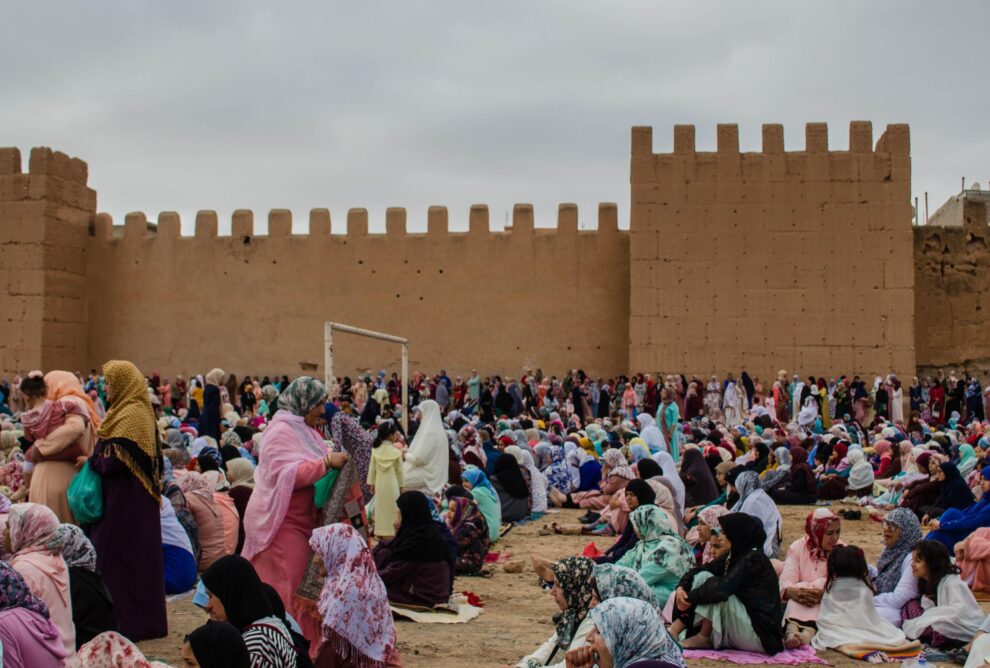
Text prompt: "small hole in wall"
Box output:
[[438, 268, 444, 274], [418, 296, 423, 301], [243, 236, 251, 245], [272, 260, 277, 265], [358, 260, 364, 265], [371, 269, 376, 274], [395, 293, 400, 298]]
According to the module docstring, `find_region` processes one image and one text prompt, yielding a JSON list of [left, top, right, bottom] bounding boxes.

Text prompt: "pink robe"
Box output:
[[957, 527, 990, 592], [249, 458, 326, 654], [11, 551, 74, 658], [0, 607, 66, 667], [778, 536, 835, 622]]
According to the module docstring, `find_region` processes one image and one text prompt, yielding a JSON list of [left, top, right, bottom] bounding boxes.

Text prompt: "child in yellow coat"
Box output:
[[367, 421, 404, 537]]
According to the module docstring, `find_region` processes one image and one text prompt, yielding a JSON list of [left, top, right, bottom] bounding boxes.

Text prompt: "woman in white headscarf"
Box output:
[[722, 382, 741, 427], [730, 471, 782, 558], [651, 451, 685, 513], [797, 396, 819, 430], [846, 448, 875, 496], [637, 414, 667, 455], [402, 400, 449, 495]]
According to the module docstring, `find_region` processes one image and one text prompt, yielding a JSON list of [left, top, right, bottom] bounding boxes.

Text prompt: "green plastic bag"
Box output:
[[67, 461, 103, 524], [313, 468, 339, 510]]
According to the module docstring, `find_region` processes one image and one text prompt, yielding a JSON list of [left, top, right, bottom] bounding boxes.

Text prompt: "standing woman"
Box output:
[[201, 369, 224, 441], [242, 376, 348, 653], [402, 400, 449, 496], [658, 389, 681, 463], [88, 360, 166, 641]]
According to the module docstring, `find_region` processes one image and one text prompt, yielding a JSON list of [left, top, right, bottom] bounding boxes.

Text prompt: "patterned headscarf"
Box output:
[[592, 563, 659, 610], [97, 360, 162, 500], [697, 505, 730, 564], [8, 503, 60, 556], [730, 470, 762, 511], [309, 524, 396, 667], [0, 559, 50, 618], [550, 557, 595, 650], [46, 523, 98, 571], [627, 505, 695, 576], [874, 508, 923, 594], [277, 377, 328, 417], [589, 597, 685, 668], [0, 493, 10, 514], [331, 412, 374, 501], [804, 508, 840, 561], [603, 449, 626, 470]]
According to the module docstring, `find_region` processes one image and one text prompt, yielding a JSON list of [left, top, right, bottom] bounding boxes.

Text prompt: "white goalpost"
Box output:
[[324, 322, 409, 433]]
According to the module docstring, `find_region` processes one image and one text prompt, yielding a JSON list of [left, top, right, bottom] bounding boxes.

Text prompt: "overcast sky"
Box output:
[[2, 1, 986, 233]]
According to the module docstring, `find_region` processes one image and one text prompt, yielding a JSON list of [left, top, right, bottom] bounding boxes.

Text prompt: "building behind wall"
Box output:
[[1, 121, 987, 381]]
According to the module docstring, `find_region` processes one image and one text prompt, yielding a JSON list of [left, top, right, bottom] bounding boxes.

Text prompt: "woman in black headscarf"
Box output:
[[636, 458, 663, 481], [183, 620, 251, 668], [746, 442, 771, 474], [492, 454, 532, 522], [372, 491, 456, 607], [670, 513, 784, 654], [594, 478, 656, 565], [921, 462, 975, 522], [680, 448, 720, 506], [201, 555, 297, 667]]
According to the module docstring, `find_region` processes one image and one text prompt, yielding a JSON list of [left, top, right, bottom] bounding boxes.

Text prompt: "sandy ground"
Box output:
[[136, 502, 953, 667]]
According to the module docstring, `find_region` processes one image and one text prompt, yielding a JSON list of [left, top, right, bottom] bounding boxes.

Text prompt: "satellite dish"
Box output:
[[972, 182, 982, 192]]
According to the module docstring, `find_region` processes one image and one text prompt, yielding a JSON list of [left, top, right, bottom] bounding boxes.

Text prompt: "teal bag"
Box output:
[[67, 461, 103, 524], [313, 468, 340, 510]]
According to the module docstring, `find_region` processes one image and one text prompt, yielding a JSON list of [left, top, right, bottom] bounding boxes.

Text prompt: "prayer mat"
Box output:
[[682, 645, 827, 665], [390, 594, 484, 624]]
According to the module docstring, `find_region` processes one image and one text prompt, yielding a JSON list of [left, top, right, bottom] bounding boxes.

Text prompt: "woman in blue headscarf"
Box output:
[[462, 465, 501, 543]]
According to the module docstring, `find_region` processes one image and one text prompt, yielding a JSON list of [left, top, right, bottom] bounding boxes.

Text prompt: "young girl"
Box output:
[[368, 421, 404, 538], [902, 540, 984, 646], [812, 545, 920, 660]]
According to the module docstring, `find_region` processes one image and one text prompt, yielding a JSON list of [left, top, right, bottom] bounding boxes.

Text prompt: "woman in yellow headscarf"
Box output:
[[88, 360, 167, 641]]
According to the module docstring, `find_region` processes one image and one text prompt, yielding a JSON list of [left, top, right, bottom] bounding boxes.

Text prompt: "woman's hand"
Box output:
[[928, 519, 940, 531], [675, 586, 690, 611], [564, 647, 595, 668], [324, 452, 350, 470], [74, 456, 88, 471]]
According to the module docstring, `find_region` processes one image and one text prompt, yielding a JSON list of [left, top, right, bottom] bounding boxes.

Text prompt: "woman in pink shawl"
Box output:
[[242, 377, 349, 655], [5, 503, 74, 657], [309, 524, 401, 668]]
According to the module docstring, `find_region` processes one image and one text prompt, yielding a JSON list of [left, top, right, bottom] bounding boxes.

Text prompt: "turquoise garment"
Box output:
[[658, 403, 681, 463], [470, 486, 502, 543], [615, 506, 694, 606]]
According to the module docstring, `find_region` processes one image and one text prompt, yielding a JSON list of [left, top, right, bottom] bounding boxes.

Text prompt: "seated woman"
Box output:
[[768, 445, 817, 505], [778, 509, 841, 648], [614, 505, 695, 605], [0, 560, 66, 667], [5, 503, 74, 656], [373, 491, 455, 607], [201, 555, 297, 667], [308, 524, 402, 668], [551, 449, 624, 514], [203, 469, 241, 556], [871, 508, 923, 628], [760, 446, 792, 491], [899, 452, 943, 518], [516, 556, 595, 668], [956, 527, 990, 592], [445, 496, 491, 574], [565, 597, 685, 668], [462, 465, 502, 544], [730, 471, 782, 558], [225, 458, 255, 554], [48, 524, 119, 649], [845, 449, 875, 498], [593, 479, 655, 565], [183, 620, 251, 668], [926, 465, 990, 552], [491, 455, 532, 523], [922, 462, 975, 524], [669, 513, 784, 654], [812, 546, 920, 660], [817, 443, 852, 500], [161, 494, 198, 595], [692, 506, 729, 566], [902, 540, 984, 647], [175, 469, 227, 571], [680, 448, 720, 508]]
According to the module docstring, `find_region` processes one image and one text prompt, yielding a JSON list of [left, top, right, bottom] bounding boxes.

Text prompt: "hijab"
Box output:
[[97, 360, 162, 500], [589, 597, 680, 668], [46, 524, 98, 571], [719, 512, 766, 560], [847, 448, 875, 490], [697, 505, 729, 564], [390, 491, 455, 565], [0, 559, 50, 618], [494, 455, 530, 500], [462, 465, 495, 494], [186, 621, 251, 668], [804, 508, 839, 561], [651, 451, 685, 511], [8, 503, 60, 556], [625, 505, 695, 575], [636, 458, 662, 480], [226, 458, 255, 489], [873, 508, 923, 594], [403, 400, 450, 494], [277, 376, 327, 417], [935, 462, 975, 511], [550, 557, 595, 650], [957, 444, 978, 478], [679, 447, 719, 505], [592, 564, 659, 610], [309, 524, 396, 667], [201, 555, 275, 630], [205, 369, 225, 387], [624, 478, 656, 506]]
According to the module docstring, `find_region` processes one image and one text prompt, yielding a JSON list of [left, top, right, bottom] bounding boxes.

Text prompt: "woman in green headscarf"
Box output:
[[615, 504, 695, 604]]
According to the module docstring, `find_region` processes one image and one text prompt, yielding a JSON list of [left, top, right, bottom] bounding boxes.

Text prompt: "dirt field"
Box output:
[[137, 502, 945, 667]]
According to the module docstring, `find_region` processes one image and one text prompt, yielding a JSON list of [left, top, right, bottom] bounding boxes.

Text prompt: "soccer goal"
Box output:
[[324, 322, 409, 432]]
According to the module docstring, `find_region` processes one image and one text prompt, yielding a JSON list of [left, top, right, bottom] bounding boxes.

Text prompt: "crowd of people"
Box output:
[[0, 366, 989, 666]]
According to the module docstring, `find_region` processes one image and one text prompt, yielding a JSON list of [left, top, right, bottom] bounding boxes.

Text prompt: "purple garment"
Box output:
[[88, 439, 167, 641], [330, 413, 373, 501], [0, 607, 66, 668]]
